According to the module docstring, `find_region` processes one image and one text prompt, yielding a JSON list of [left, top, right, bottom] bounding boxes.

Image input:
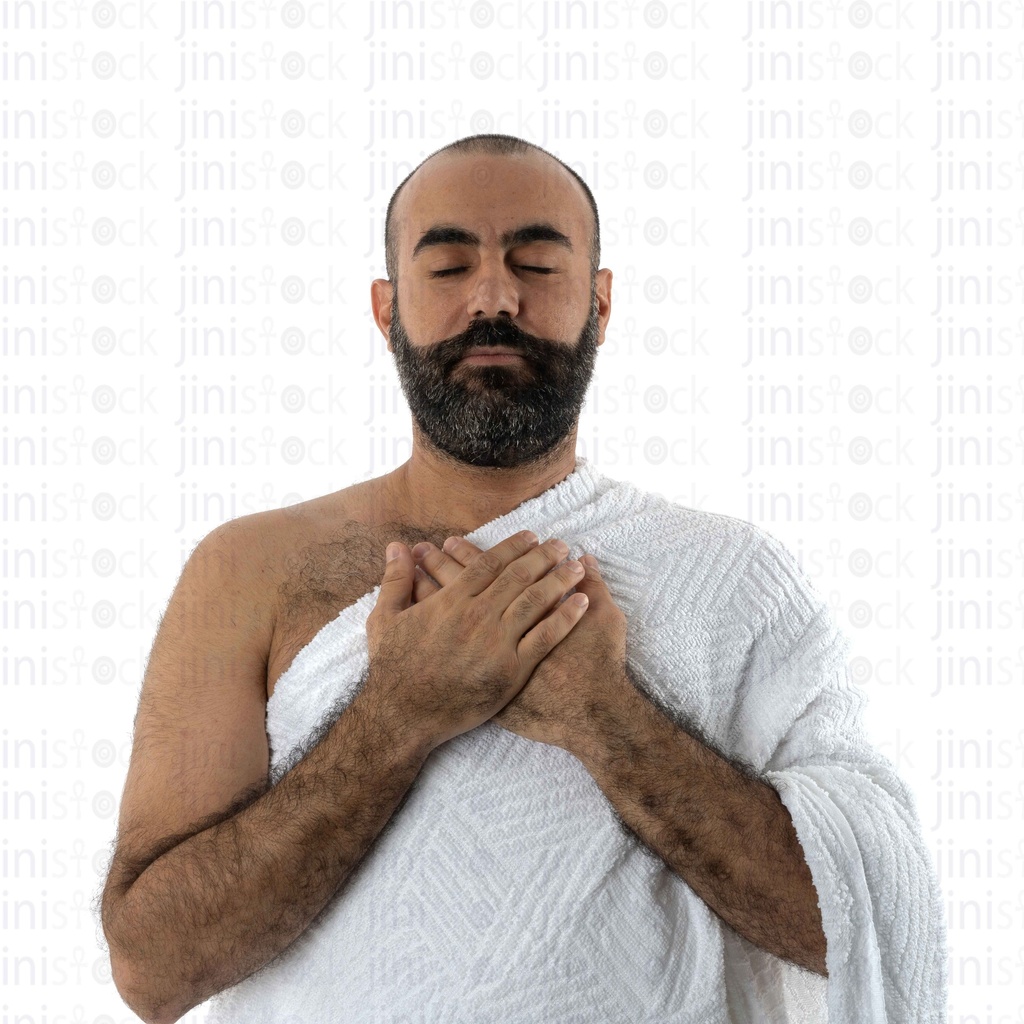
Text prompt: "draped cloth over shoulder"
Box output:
[[205, 457, 946, 1024]]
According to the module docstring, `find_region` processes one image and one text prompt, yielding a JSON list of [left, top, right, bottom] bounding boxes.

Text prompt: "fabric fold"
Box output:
[[764, 676, 947, 1023]]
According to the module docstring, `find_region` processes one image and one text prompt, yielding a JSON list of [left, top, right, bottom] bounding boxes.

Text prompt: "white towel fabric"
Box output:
[[205, 457, 946, 1023]]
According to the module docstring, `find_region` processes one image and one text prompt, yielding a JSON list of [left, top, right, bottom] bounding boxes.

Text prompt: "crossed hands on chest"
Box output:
[[362, 530, 628, 751]]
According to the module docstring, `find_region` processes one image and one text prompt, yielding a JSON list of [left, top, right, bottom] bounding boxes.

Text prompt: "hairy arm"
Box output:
[[101, 518, 437, 1022], [565, 666, 828, 977], [102, 685, 429, 1024]]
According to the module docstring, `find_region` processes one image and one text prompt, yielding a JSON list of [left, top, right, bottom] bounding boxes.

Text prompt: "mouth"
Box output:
[[459, 347, 527, 365], [461, 353, 525, 365]]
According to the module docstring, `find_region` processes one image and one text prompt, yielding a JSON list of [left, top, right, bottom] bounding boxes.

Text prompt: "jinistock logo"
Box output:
[[4, 0, 1021, 1017]]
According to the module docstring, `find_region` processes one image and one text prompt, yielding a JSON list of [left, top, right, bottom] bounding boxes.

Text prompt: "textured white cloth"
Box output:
[[205, 457, 946, 1023]]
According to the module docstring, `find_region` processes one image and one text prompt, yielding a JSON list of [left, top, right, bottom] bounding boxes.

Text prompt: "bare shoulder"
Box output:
[[217, 479, 369, 565], [230, 479, 476, 700], [249, 483, 397, 694], [221, 476, 467, 605], [272, 480, 465, 620], [218, 478, 476, 689], [257, 483, 384, 614]]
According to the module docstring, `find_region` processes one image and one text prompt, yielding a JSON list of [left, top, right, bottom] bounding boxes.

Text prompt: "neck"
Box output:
[[377, 426, 581, 534]]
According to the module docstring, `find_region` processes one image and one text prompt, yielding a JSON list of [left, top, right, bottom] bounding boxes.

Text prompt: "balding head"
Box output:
[[384, 135, 600, 286]]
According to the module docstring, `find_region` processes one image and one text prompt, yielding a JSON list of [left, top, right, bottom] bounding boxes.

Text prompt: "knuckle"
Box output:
[[506, 562, 533, 587], [533, 620, 558, 648], [475, 551, 504, 577]]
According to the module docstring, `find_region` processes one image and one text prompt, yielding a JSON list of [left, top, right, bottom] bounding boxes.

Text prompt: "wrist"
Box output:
[[562, 665, 641, 764], [348, 679, 435, 765]]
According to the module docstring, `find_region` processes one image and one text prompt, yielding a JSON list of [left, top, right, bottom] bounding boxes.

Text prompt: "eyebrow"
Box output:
[[410, 222, 574, 261]]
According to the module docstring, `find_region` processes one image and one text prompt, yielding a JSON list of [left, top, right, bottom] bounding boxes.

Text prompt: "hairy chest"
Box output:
[[266, 514, 467, 700]]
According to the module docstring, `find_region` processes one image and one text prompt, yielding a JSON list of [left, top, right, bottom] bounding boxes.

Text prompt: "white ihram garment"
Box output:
[[205, 457, 946, 1024]]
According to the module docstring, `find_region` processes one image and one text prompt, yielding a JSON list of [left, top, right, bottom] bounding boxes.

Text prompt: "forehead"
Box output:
[[395, 151, 588, 257]]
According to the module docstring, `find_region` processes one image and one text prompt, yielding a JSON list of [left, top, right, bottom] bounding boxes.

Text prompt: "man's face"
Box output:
[[378, 150, 611, 469], [388, 288, 600, 468]]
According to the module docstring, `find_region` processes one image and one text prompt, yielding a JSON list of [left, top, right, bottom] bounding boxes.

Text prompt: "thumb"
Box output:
[[377, 542, 414, 614]]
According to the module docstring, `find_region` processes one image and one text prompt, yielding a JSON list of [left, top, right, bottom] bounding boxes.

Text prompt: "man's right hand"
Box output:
[[363, 530, 587, 752]]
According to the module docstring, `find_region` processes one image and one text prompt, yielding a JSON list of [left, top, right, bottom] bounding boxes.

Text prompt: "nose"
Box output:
[[467, 255, 521, 321]]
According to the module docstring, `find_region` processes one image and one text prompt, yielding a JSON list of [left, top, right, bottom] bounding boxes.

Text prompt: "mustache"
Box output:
[[425, 318, 557, 368]]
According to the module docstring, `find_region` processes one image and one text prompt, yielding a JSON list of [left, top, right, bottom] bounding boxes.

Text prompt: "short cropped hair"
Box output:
[[383, 133, 600, 285]]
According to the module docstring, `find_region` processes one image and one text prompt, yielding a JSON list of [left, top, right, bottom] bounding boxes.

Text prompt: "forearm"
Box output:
[[566, 673, 828, 976], [103, 689, 430, 1023]]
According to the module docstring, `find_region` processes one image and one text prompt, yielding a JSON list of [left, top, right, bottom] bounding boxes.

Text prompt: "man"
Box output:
[[100, 134, 946, 1023]]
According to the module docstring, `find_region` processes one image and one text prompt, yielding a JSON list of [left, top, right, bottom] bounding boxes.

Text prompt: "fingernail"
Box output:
[[386, 543, 399, 561], [583, 554, 598, 569], [442, 536, 461, 553], [412, 543, 429, 559], [552, 538, 569, 555]]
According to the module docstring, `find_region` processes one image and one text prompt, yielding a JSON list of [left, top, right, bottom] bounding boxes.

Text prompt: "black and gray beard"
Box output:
[[388, 291, 600, 469]]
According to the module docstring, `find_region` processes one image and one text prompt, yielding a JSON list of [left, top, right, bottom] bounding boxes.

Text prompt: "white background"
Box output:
[[4, 0, 1024, 1019]]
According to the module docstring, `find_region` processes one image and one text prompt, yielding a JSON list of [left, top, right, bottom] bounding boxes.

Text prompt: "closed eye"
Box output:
[[430, 267, 555, 278]]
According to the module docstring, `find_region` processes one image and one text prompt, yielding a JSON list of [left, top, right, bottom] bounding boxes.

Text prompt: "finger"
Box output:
[[573, 554, 609, 599], [502, 558, 585, 632], [414, 540, 473, 588], [412, 563, 441, 604], [440, 536, 483, 560], [375, 542, 414, 614], [483, 538, 572, 607], [441, 534, 562, 581], [453, 530, 541, 598], [517, 585, 589, 667]]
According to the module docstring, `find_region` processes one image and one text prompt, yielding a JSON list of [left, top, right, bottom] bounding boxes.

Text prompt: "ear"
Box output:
[[594, 268, 612, 348], [371, 278, 395, 353]]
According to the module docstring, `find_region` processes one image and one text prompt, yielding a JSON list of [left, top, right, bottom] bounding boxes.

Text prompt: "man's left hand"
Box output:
[[410, 537, 628, 748]]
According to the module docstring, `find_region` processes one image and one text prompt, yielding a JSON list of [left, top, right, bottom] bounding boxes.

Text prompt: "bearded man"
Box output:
[[101, 134, 946, 1024]]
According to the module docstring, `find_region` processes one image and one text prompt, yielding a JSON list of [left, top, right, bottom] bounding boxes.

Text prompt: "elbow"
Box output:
[[109, 952, 190, 1024], [804, 927, 829, 978], [103, 897, 192, 1024]]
